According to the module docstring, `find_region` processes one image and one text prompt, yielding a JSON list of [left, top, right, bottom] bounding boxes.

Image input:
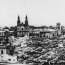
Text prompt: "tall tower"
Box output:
[[17, 15, 20, 26], [25, 15, 28, 26]]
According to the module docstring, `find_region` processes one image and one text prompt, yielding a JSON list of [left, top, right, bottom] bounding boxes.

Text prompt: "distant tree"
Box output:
[[4, 31, 9, 37], [2, 31, 10, 45], [10, 26, 17, 37], [6, 44, 15, 55]]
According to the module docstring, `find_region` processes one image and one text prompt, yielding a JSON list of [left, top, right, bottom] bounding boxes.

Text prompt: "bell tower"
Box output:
[[17, 15, 20, 26], [25, 15, 28, 26]]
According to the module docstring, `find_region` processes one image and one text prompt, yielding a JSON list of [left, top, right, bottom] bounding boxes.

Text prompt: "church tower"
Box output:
[[17, 15, 20, 26], [25, 15, 28, 26]]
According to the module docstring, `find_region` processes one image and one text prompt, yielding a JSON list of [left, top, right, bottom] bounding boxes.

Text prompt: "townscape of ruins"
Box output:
[[0, 15, 65, 65]]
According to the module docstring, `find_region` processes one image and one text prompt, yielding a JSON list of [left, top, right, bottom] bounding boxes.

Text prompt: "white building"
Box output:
[[40, 29, 56, 38]]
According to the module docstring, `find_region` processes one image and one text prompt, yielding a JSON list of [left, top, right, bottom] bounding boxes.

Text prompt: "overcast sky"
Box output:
[[0, 0, 65, 27]]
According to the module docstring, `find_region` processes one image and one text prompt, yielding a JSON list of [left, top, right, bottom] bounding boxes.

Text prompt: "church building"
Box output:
[[17, 15, 29, 37]]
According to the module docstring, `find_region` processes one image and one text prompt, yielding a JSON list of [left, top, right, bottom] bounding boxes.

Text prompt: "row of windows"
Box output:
[[17, 27, 28, 31], [17, 28, 28, 31]]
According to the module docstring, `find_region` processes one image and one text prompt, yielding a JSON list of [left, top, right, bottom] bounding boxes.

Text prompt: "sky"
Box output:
[[0, 0, 65, 27]]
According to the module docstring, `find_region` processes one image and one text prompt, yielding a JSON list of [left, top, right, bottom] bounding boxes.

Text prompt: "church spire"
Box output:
[[25, 15, 28, 26], [18, 15, 20, 20], [17, 15, 20, 26], [26, 15, 27, 20]]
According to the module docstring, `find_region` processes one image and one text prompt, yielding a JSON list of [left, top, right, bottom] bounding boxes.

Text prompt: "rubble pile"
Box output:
[[13, 37, 65, 64]]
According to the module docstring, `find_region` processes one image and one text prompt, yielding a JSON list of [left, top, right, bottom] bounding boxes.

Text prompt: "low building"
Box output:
[[7, 55, 17, 63], [40, 29, 56, 38], [0, 44, 6, 55], [29, 33, 39, 38]]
